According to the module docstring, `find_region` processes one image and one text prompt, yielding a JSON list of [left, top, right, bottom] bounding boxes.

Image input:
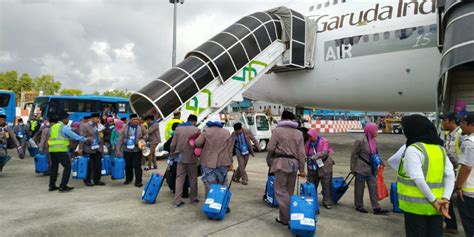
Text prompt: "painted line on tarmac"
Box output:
[[203, 209, 277, 236]]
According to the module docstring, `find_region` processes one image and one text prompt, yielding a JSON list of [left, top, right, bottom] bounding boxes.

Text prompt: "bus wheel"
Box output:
[[259, 139, 268, 151]]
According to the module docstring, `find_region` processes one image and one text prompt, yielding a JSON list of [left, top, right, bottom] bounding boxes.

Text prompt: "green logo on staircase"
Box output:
[[185, 89, 212, 115], [232, 60, 268, 82]]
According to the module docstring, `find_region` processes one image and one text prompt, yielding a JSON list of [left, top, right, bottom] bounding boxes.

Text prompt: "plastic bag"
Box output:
[[377, 165, 389, 201]]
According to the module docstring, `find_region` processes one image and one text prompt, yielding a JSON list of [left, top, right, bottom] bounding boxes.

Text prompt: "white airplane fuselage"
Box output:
[[245, 0, 441, 112]]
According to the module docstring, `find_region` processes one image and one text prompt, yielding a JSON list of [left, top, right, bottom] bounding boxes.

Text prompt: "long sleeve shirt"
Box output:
[[60, 122, 86, 142]]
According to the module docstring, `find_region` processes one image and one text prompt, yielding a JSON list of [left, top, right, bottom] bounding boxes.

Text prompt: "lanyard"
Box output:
[[127, 125, 138, 143]]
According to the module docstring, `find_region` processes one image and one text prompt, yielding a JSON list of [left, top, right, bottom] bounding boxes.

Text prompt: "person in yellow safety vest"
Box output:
[[455, 113, 474, 237], [397, 115, 455, 237], [47, 112, 89, 192], [28, 115, 39, 137], [165, 111, 183, 140], [439, 112, 463, 234]]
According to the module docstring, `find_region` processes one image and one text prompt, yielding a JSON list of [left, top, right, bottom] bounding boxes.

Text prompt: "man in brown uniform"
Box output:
[[267, 111, 306, 226], [231, 123, 261, 185], [0, 114, 20, 172], [170, 114, 200, 207], [117, 114, 148, 187], [146, 115, 160, 170], [195, 116, 233, 198], [79, 113, 105, 187]]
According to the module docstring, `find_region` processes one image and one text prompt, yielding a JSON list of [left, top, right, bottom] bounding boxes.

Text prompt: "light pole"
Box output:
[[170, 0, 184, 67]]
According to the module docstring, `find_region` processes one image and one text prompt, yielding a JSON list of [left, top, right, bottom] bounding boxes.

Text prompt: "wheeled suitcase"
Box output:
[[390, 182, 402, 213], [142, 173, 165, 204], [202, 184, 232, 220], [264, 174, 279, 207], [111, 157, 125, 180], [290, 179, 317, 237], [101, 155, 112, 176], [28, 147, 39, 157], [300, 182, 319, 213], [34, 153, 49, 173], [72, 156, 89, 179], [332, 173, 355, 204]]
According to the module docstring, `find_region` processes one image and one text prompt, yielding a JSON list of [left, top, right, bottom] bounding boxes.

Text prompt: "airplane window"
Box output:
[[430, 24, 436, 33], [417, 26, 425, 34], [335, 39, 341, 46], [317, 4, 321, 9], [395, 30, 401, 38], [325, 1, 329, 7], [373, 33, 379, 41], [353, 36, 360, 44], [363, 35, 369, 43], [343, 38, 350, 44], [383, 31, 390, 39], [333, 0, 338, 4]]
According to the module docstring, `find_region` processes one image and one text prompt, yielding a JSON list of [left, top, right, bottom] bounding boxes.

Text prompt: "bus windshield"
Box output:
[[0, 94, 10, 107], [30, 97, 49, 118], [256, 115, 270, 131]]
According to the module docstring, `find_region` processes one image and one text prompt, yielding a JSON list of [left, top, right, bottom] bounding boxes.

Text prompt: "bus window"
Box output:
[[117, 102, 131, 113], [256, 115, 270, 131], [30, 97, 49, 118], [0, 94, 10, 107], [77, 100, 96, 112]]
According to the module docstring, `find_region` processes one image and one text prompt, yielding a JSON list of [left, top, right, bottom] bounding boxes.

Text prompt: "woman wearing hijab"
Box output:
[[397, 115, 454, 237], [110, 119, 123, 158], [305, 128, 334, 209], [350, 122, 388, 214]]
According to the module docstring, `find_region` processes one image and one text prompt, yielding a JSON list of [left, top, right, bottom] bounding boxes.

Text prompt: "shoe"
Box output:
[[191, 199, 199, 205], [152, 166, 158, 170], [443, 228, 459, 234], [373, 208, 389, 215], [275, 218, 289, 226], [226, 207, 231, 214], [59, 186, 74, 192], [94, 181, 106, 186], [241, 181, 248, 185], [324, 205, 332, 209], [356, 207, 369, 213], [135, 183, 143, 188], [49, 186, 59, 192], [232, 178, 240, 183], [42, 172, 50, 176], [174, 202, 185, 208], [84, 182, 94, 187], [124, 181, 132, 185], [144, 167, 151, 171]]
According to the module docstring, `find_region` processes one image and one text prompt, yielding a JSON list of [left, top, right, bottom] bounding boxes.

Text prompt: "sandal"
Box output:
[[275, 218, 289, 226]]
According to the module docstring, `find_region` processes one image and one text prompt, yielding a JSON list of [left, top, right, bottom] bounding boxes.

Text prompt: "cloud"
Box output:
[[0, 0, 312, 93]]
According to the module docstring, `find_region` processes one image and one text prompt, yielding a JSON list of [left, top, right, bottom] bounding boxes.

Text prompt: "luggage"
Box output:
[[34, 153, 49, 173], [28, 147, 39, 157], [101, 155, 112, 176], [331, 173, 355, 204], [72, 156, 89, 179], [202, 184, 232, 220], [390, 182, 402, 213], [264, 174, 279, 207], [142, 173, 165, 204], [300, 182, 319, 213], [290, 179, 317, 237], [111, 157, 125, 180], [377, 165, 389, 201]]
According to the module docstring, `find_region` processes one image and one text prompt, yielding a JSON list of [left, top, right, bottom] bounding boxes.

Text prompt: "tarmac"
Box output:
[[0, 133, 465, 237]]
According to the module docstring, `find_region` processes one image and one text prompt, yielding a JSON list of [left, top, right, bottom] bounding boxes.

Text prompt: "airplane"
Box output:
[[130, 0, 473, 126]]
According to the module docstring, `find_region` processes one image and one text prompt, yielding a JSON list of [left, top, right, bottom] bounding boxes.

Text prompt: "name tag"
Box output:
[[316, 159, 324, 168], [127, 138, 135, 149]]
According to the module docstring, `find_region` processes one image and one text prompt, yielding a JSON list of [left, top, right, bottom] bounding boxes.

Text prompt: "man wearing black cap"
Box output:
[[117, 114, 148, 187], [439, 112, 463, 233], [79, 112, 106, 186], [47, 112, 88, 192], [145, 115, 160, 170], [0, 114, 20, 173]]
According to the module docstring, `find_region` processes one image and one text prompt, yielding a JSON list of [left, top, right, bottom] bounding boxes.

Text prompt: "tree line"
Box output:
[[0, 70, 131, 98]]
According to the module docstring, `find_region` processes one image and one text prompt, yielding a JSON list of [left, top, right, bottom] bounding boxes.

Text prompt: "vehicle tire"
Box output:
[[259, 139, 268, 151]]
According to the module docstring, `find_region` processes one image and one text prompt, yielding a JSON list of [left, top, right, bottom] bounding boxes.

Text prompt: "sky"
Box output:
[[0, 0, 314, 93]]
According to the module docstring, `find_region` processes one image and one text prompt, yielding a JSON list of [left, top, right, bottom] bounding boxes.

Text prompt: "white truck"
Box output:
[[223, 112, 272, 151]]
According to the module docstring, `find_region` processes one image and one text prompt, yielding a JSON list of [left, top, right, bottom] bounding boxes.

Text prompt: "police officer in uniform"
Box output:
[[47, 112, 87, 192], [14, 118, 28, 158]]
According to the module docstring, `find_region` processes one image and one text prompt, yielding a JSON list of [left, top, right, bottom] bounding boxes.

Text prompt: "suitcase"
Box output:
[[34, 153, 49, 173], [202, 184, 232, 220], [28, 147, 39, 157], [142, 173, 165, 204], [111, 157, 125, 180], [331, 173, 354, 204], [390, 182, 402, 213], [101, 155, 112, 176], [264, 174, 279, 207], [290, 179, 317, 237], [72, 156, 89, 179], [300, 182, 319, 213]]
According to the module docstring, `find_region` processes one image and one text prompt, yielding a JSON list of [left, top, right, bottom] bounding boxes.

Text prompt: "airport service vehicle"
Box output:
[[224, 112, 272, 151], [29, 95, 132, 122], [0, 91, 16, 126], [128, 1, 474, 141]]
